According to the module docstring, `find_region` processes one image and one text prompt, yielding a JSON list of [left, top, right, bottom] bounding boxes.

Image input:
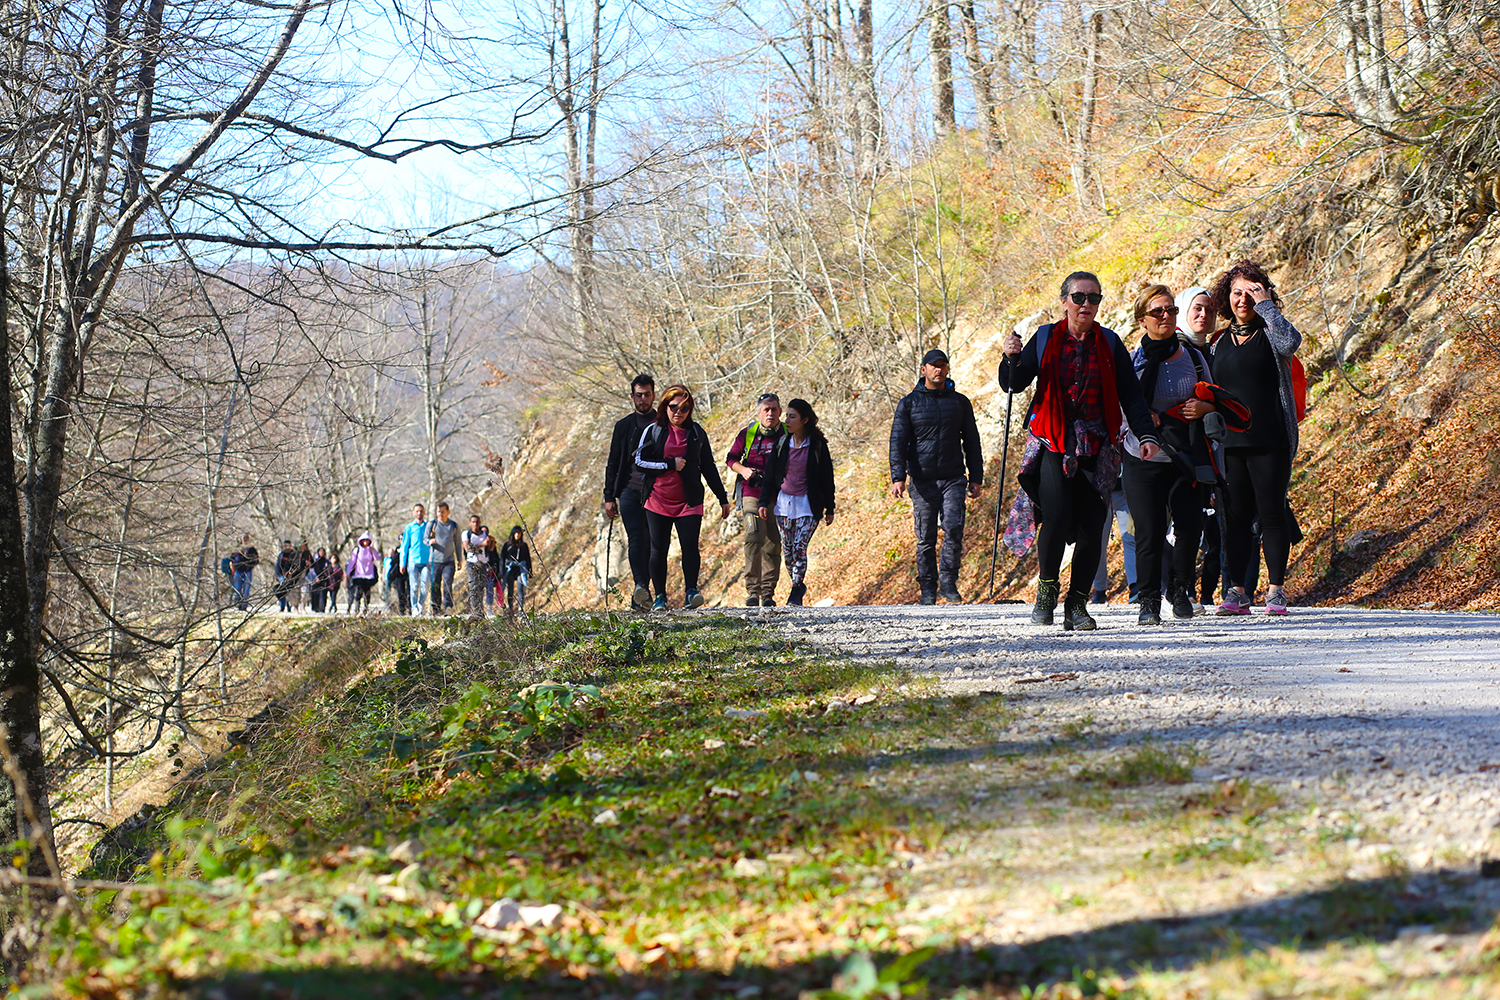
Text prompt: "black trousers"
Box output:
[[1198, 496, 1222, 605], [646, 509, 702, 596], [617, 487, 651, 588], [1035, 450, 1107, 593], [908, 476, 967, 588], [1122, 455, 1204, 600], [1223, 446, 1292, 590]]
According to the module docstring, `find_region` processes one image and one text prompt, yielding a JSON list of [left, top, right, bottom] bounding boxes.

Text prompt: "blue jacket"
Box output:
[[400, 519, 431, 570]]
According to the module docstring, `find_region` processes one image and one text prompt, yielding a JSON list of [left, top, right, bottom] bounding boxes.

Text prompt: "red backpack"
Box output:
[[1288, 356, 1307, 422]]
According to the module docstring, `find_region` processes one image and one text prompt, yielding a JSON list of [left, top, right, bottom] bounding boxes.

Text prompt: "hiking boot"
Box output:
[[918, 588, 937, 606], [939, 582, 963, 603], [1263, 587, 1289, 616], [1089, 589, 1107, 605], [652, 594, 668, 612], [1062, 590, 1096, 631], [762, 596, 776, 607], [788, 583, 806, 606], [1170, 587, 1195, 620], [745, 595, 760, 607], [1137, 596, 1162, 626], [1216, 588, 1251, 616], [1030, 579, 1060, 625], [632, 585, 651, 612], [686, 590, 706, 609]]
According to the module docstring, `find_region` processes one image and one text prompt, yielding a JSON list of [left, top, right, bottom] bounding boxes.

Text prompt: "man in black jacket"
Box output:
[[603, 374, 657, 611], [889, 349, 984, 604]]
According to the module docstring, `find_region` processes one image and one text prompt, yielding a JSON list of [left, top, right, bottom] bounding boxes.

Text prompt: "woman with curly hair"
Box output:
[[633, 384, 731, 610], [1208, 261, 1302, 616]]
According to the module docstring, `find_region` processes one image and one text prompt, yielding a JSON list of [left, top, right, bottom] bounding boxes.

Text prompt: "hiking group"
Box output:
[[603, 259, 1303, 622], [222, 508, 533, 619]]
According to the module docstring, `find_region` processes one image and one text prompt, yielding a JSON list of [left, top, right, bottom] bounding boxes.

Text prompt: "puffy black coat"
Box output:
[[604, 409, 655, 502], [889, 379, 984, 484], [758, 434, 836, 521], [633, 421, 730, 509]]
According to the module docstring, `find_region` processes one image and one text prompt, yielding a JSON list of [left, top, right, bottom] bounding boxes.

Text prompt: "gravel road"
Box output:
[[779, 603, 1500, 869]]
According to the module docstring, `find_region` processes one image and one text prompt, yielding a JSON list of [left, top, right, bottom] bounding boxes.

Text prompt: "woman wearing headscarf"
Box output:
[[757, 398, 836, 607], [1208, 261, 1302, 616], [345, 532, 380, 614], [1176, 284, 1222, 611], [1121, 284, 1216, 625], [1000, 271, 1162, 630], [634, 384, 731, 610]]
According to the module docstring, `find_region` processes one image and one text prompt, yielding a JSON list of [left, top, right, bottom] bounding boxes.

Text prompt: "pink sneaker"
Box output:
[[1215, 589, 1251, 616], [1264, 589, 1289, 616]]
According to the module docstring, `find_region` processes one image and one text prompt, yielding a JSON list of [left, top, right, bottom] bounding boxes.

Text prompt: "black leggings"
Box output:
[[1122, 455, 1204, 599], [1035, 450, 1108, 593], [1222, 447, 1291, 590], [646, 510, 702, 596]]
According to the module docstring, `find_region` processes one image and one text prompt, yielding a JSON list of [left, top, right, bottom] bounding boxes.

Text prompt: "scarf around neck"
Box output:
[[1137, 333, 1180, 407]]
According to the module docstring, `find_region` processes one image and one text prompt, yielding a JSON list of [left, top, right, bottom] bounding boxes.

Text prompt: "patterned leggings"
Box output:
[[775, 515, 818, 586]]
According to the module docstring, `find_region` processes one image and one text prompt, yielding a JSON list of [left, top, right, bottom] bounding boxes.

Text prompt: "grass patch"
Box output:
[[30, 612, 995, 998], [1072, 742, 1201, 788]]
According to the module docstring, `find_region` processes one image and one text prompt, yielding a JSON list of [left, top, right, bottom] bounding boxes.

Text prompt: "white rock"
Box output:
[[853, 694, 877, 705], [733, 857, 770, 876], [801, 770, 822, 783], [703, 738, 726, 749], [710, 785, 741, 798], [252, 868, 286, 885], [593, 808, 620, 826], [519, 903, 563, 928], [387, 839, 423, 864], [725, 708, 767, 720], [475, 898, 522, 929], [814, 598, 835, 607]]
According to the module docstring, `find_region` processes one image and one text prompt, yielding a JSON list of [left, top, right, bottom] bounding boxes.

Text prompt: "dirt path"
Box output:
[[767, 603, 1500, 990]]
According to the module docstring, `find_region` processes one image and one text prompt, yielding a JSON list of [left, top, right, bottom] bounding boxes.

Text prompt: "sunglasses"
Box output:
[[666, 402, 691, 412], [1145, 305, 1180, 319], [1068, 292, 1104, 305]]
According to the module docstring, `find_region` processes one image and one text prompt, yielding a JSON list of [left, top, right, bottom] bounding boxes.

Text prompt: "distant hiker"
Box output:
[[889, 348, 984, 605], [399, 503, 431, 616], [326, 559, 344, 613], [310, 547, 331, 613], [296, 543, 314, 611], [274, 540, 300, 613], [229, 534, 258, 611], [757, 398, 835, 607], [426, 502, 459, 614], [634, 384, 731, 611], [726, 393, 787, 607], [603, 374, 658, 611], [461, 515, 491, 616], [1000, 272, 1161, 631], [1122, 284, 1217, 625], [501, 525, 532, 615], [1178, 283, 1221, 614], [346, 532, 380, 614], [1209, 261, 1302, 616], [385, 545, 409, 615], [484, 534, 501, 611]]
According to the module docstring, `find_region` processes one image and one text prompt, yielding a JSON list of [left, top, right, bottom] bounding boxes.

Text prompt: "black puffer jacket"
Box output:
[[633, 421, 730, 509], [758, 434, 836, 521], [889, 379, 984, 484]]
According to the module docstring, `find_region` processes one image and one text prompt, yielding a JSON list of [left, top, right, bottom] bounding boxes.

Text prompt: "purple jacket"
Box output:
[[346, 533, 380, 580]]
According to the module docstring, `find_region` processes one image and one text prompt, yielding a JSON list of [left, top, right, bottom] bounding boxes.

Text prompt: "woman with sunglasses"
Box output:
[[1208, 261, 1302, 616], [634, 384, 731, 610], [1000, 271, 1161, 630], [1121, 284, 1215, 625]]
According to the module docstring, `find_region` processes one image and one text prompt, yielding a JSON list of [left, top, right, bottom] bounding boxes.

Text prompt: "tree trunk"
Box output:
[[852, 0, 882, 178], [1071, 8, 1104, 209], [1258, 0, 1306, 144], [0, 205, 53, 888], [957, 0, 1000, 152], [930, 1, 956, 137]]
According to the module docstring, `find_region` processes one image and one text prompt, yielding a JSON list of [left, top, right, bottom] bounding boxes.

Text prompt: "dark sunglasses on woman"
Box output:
[[1069, 292, 1104, 305]]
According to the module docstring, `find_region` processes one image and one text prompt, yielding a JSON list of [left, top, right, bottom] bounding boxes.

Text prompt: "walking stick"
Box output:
[[603, 514, 614, 605], [986, 381, 1017, 600]]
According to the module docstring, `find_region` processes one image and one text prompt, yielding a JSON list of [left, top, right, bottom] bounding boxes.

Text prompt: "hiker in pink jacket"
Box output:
[[345, 532, 381, 614]]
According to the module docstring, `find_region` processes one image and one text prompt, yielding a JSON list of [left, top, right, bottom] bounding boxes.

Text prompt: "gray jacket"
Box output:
[[1211, 299, 1302, 460]]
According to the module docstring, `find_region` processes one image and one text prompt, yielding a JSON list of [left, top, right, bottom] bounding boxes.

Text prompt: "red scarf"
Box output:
[[1030, 318, 1120, 451]]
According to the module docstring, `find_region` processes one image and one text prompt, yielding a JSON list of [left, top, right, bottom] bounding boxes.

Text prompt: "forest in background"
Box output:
[[4, 0, 1500, 941]]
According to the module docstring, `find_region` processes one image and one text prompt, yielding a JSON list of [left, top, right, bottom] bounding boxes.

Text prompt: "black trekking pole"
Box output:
[[603, 515, 614, 605], [986, 380, 1017, 600]]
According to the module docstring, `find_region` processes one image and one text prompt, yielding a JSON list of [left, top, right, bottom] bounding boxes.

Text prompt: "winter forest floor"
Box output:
[[24, 607, 1500, 999]]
